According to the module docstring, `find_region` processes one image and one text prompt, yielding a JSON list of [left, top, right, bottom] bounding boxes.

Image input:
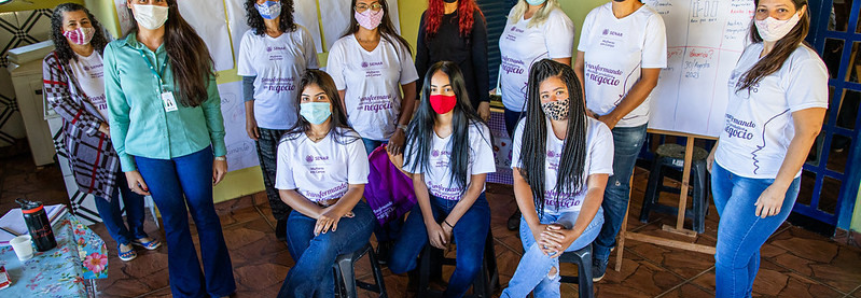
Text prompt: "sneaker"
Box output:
[[507, 210, 521, 231], [275, 219, 287, 242], [592, 257, 608, 282]]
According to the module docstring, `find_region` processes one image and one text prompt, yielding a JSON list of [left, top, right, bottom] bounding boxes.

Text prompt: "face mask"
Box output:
[[541, 98, 570, 121], [354, 9, 384, 30], [429, 94, 457, 115], [255, 1, 281, 20], [63, 27, 96, 45], [525, 0, 547, 5], [300, 102, 332, 125], [134, 4, 169, 30], [754, 12, 801, 42]]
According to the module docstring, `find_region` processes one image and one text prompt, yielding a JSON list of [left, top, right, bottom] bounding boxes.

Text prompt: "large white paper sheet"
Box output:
[[114, 0, 135, 38], [225, 0, 324, 62], [644, 0, 754, 137], [177, 0, 234, 71], [319, 0, 400, 51], [216, 81, 260, 172]]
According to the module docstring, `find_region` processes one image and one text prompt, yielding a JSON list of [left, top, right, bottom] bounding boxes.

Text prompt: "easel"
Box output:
[[614, 129, 718, 272]]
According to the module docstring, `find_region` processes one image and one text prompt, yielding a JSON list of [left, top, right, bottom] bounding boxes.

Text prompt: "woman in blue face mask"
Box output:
[[238, 0, 319, 243], [274, 70, 374, 298], [497, 0, 575, 234]]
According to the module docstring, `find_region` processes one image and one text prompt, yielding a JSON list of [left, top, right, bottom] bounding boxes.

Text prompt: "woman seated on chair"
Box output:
[[501, 59, 614, 298], [275, 70, 374, 298], [388, 61, 496, 298]]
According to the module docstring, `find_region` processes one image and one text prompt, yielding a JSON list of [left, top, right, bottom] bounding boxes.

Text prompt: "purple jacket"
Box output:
[[364, 146, 417, 226]]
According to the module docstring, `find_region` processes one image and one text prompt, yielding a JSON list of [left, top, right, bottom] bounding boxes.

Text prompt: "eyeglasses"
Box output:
[[355, 3, 382, 13]]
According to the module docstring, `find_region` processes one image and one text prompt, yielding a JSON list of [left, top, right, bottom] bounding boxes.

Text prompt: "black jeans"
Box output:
[[256, 127, 292, 221]]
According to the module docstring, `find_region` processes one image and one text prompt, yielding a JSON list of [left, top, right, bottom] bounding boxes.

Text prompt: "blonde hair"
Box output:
[[509, 0, 561, 28]]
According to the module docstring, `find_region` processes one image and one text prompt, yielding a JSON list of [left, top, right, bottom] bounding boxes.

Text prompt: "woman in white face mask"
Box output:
[[43, 2, 161, 265], [705, 0, 827, 297], [103, 0, 235, 297]]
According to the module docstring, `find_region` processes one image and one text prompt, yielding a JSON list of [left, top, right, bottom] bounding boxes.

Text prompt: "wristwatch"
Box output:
[[215, 156, 227, 161]]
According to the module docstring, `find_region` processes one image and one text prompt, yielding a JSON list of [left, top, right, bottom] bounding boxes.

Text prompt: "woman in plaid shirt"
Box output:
[[42, 3, 161, 262]]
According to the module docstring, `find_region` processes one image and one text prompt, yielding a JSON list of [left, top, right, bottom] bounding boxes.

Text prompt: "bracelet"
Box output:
[[444, 220, 454, 228], [397, 124, 408, 131], [214, 156, 226, 161]]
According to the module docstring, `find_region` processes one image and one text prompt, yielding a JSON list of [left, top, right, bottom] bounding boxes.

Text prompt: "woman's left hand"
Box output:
[[755, 184, 787, 218], [387, 129, 406, 155], [538, 224, 577, 258], [213, 158, 228, 186]]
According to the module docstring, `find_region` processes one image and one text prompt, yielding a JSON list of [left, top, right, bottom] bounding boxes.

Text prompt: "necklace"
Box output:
[[308, 131, 327, 142]]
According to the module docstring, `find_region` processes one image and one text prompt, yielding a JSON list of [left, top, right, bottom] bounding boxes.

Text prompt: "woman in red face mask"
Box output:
[[388, 61, 496, 298]]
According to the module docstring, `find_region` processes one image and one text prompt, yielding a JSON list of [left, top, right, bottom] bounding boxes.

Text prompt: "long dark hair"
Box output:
[[128, 0, 214, 107], [343, 0, 412, 55], [404, 61, 488, 193], [518, 59, 587, 216], [50, 3, 109, 66], [424, 0, 483, 38], [738, 0, 811, 91], [245, 0, 297, 35], [282, 70, 359, 145]]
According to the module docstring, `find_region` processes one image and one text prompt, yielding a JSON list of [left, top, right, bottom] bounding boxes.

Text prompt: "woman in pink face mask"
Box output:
[[388, 61, 496, 298], [706, 0, 828, 297], [43, 3, 162, 263], [325, 0, 419, 261]]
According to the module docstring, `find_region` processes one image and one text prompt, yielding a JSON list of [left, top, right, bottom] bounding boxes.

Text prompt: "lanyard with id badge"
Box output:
[[138, 49, 178, 112]]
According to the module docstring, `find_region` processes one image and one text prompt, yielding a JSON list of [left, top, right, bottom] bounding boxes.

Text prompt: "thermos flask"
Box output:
[[15, 198, 57, 252]]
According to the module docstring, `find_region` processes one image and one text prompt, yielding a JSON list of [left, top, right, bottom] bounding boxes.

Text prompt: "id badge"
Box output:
[[161, 91, 178, 112]]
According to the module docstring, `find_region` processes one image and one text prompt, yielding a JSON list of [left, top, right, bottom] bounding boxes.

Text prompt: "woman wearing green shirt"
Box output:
[[103, 0, 235, 297]]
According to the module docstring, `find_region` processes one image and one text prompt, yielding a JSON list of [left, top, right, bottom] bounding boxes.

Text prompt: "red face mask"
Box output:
[[429, 94, 457, 114]]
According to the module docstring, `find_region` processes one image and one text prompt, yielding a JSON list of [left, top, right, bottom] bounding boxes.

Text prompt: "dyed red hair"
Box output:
[[424, 0, 484, 38]]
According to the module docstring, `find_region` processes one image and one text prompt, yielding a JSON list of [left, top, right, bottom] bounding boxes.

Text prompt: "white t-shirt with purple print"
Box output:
[[403, 121, 496, 201], [715, 43, 829, 179], [511, 117, 614, 214], [274, 128, 369, 202], [237, 26, 319, 130], [68, 52, 108, 120], [326, 34, 419, 141]]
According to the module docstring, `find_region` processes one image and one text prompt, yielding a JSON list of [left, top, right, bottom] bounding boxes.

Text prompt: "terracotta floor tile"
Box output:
[[851, 286, 861, 298], [766, 227, 861, 293], [691, 259, 846, 297], [625, 220, 717, 279], [659, 283, 714, 298]]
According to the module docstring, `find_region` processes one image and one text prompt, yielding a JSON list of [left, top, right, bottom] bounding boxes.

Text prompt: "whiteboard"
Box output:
[[644, 0, 755, 137]]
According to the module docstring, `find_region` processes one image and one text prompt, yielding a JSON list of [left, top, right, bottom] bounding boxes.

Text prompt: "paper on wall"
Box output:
[[216, 81, 260, 172], [644, 0, 754, 137], [176, 0, 234, 71], [319, 0, 400, 51], [225, 0, 325, 62], [114, 0, 135, 37]]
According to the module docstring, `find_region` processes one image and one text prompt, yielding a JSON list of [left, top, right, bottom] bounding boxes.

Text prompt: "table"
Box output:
[[0, 213, 108, 297]]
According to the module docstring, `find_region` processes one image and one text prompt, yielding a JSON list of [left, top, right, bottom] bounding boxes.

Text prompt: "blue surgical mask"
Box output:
[[300, 102, 332, 125], [525, 0, 547, 5], [255, 1, 282, 20]]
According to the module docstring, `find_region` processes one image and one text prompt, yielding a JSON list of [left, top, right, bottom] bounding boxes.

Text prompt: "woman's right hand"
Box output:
[[246, 117, 260, 140], [98, 122, 111, 138], [426, 221, 448, 249], [125, 171, 151, 196]]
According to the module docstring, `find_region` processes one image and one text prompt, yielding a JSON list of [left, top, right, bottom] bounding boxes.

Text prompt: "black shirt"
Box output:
[[416, 8, 490, 110]]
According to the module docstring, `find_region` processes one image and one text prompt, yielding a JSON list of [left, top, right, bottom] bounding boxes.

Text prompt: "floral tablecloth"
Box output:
[[0, 213, 107, 297]]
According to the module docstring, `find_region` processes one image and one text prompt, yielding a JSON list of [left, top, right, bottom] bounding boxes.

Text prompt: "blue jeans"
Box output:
[[594, 124, 648, 262], [278, 201, 375, 298], [362, 138, 387, 156], [501, 208, 604, 298], [93, 172, 148, 247], [389, 193, 491, 298], [711, 163, 800, 298], [135, 147, 236, 298]]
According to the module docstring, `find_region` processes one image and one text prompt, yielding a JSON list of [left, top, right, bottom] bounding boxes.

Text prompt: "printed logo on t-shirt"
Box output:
[[358, 94, 393, 112], [723, 114, 755, 140], [427, 180, 463, 201], [88, 94, 107, 111], [504, 26, 525, 42], [432, 149, 451, 168], [729, 71, 760, 96], [260, 77, 296, 93], [304, 182, 349, 201], [601, 29, 623, 37], [543, 189, 582, 211]]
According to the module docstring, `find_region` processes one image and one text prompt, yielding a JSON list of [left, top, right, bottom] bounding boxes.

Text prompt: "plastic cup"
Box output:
[[9, 235, 34, 261]]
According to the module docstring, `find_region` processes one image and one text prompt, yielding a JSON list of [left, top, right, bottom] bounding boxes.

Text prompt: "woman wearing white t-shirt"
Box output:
[[42, 3, 160, 263], [498, 0, 575, 232], [706, 1, 827, 296], [326, 0, 418, 157], [573, 0, 666, 280], [502, 59, 612, 298], [238, 0, 319, 242], [275, 70, 373, 297], [388, 61, 496, 298]]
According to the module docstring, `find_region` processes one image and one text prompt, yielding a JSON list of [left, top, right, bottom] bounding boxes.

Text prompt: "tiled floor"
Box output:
[[2, 152, 861, 297]]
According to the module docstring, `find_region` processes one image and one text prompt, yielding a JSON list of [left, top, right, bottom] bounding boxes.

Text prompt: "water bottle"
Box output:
[[15, 198, 57, 252]]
